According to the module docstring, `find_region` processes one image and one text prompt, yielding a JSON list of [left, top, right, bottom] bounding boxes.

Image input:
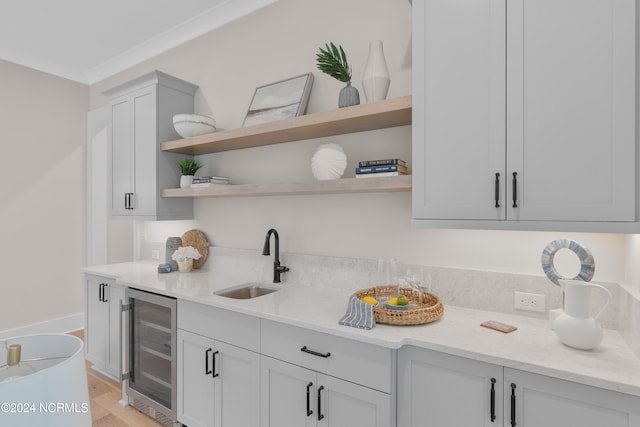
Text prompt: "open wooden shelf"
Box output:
[[161, 175, 412, 198], [160, 96, 412, 155]]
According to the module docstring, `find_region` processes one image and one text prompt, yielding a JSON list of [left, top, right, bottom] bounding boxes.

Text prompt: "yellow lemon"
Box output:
[[361, 296, 378, 306], [397, 295, 409, 306], [388, 297, 398, 306]]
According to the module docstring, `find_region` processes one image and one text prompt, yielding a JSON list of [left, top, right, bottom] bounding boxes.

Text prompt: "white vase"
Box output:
[[177, 259, 194, 273], [362, 40, 391, 103], [180, 175, 194, 188], [554, 280, 612, 350]]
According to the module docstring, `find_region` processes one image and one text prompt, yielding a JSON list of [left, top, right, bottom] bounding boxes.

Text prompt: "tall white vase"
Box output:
[[362, 40, 391, 103]]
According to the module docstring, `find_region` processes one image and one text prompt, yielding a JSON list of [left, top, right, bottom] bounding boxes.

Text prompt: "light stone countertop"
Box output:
[[83, 255, 640, 398]]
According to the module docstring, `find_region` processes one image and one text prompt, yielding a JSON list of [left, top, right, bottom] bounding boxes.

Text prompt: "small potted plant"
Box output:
[[178, 158, 203, 188], [316, 42, 360, 108], [171, 246, 202, 272]]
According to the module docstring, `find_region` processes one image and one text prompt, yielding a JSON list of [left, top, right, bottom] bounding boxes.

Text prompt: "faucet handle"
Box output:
[[277, 265, 290, 273]]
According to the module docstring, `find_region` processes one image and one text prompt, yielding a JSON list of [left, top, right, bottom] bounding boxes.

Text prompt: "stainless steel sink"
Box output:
[[214, 283, 280, 299]]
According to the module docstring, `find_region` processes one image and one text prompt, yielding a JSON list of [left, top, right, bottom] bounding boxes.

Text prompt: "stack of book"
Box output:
[[355, 159, 408, 178], [190, 176, 230, 187]]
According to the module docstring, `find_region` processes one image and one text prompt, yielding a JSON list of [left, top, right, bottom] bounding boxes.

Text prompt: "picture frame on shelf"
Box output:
[[242, 73, 314, 127]]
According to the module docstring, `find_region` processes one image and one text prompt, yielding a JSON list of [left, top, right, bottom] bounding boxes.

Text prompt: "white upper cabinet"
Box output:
[[412, 0, 638, 230], [104, 70, 198, 220]]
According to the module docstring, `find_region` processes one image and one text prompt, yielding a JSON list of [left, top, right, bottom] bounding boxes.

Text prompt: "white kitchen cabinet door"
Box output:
[[105, 71, 197, 220], [398, 346, 504, 427], [214, 340, 260, 427], [177, 329, 215, 427], [412, 0, 506, 220], [506, 0, 636, 222], [84, 274, 122, 380], [178, 330, 260, 427], [85, 276, 108, 369], [261, 355, 316, 427], [110, 98, 133, 217], [505, 368, 640, 427], [317, 373, 392, 427], [413, 0, 638, 227], [260, 355, 394, 427]]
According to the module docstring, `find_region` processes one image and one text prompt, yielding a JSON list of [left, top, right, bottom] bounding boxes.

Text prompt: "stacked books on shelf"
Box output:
[[355, 159, 408, 178], [190, 176, 230, 188]]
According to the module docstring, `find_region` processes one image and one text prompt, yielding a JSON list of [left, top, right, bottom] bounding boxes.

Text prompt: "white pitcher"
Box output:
[[555, 279, 612, 350]]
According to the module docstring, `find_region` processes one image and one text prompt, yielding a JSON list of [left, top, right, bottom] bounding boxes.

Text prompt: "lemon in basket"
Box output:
[[361, 296, 378, 306], [387, 297, 398, 306]]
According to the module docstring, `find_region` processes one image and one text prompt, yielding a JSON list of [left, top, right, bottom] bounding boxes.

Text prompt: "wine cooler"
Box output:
[[123, 288, 178, 426]]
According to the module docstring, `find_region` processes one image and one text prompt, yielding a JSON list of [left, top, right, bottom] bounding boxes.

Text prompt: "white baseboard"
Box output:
[[0, 313, 84, 340]]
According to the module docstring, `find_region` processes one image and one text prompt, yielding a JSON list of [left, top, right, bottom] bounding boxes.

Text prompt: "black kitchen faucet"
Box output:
[[262, 228, 289, 283]]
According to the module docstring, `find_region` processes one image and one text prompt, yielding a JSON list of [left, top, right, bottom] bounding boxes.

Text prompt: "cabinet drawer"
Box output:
[[177, 300, 260, 352], [261, 320, 394, 393]]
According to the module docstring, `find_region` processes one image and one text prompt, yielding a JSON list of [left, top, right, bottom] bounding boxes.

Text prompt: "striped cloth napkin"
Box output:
[[338, 295, 376, 330]]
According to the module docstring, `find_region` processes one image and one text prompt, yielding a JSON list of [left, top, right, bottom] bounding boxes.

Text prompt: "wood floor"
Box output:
[[68, 330, 163, 427]]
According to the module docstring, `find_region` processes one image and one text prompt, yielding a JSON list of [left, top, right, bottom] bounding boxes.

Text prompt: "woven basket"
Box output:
[[355, 286, 444, 326]]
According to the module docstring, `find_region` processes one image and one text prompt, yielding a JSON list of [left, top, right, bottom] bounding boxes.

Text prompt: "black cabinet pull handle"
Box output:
[[317, 385, 325, 421], [306, 382, 313, 416], [301, 346, 331, 358], [494, 173, 500, 208], [98, 284, 102, 302], [124, 193, 128, 209], [510, 383, 516, 426], [205, 348, 212, 375], [512, 172, 518, 208], [490, 378, 496, 422], [103, 284, 108, 302], [212, 350, 219, 378]]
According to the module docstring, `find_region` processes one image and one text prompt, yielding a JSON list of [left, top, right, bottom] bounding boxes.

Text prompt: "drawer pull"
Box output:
[[306, 382, 313, 416], [317, 385, 325, 421], [301, 346, 331, 358]]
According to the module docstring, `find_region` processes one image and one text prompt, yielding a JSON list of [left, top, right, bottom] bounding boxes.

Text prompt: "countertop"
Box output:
[[84, 257, 640, 397]]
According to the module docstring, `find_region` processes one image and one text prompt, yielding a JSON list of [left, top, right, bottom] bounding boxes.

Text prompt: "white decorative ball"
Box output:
[[311, 143, 347, 180]]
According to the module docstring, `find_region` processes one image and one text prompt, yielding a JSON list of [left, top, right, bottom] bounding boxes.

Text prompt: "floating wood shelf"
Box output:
[[161, 96, 412, 155], [161, 175, 412, 198]]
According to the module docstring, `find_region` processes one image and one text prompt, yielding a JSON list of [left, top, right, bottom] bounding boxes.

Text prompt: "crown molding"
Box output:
[[85, 0, 277, 85]]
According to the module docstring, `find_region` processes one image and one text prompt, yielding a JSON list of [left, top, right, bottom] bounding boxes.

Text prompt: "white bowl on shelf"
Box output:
[[173, 113, 217, 138]]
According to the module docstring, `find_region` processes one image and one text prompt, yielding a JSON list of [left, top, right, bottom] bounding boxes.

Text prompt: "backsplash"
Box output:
[[146, 243, 632, 331]]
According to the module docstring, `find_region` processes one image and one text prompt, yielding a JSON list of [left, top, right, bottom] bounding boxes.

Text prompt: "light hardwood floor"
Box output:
[[68, 330, 162, 427]]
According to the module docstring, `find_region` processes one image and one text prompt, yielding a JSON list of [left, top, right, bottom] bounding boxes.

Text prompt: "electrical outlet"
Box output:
[[151, 249, 160, 260], [514, 292, 546, 313]]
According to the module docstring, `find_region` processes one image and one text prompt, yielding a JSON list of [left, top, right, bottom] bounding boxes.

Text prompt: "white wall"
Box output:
[[91, 0, 631, 286], [0, 59, 88, 331]]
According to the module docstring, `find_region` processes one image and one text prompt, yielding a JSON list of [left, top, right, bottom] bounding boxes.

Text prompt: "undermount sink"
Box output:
[[214, 283, 280, 299]]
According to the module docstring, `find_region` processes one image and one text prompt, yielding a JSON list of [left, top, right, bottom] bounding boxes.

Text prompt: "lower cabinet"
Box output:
[[260, 355, 391, 427], [399, 346, 640, 427], [84, 274, 124, 379], [177, 328, 260, 427]]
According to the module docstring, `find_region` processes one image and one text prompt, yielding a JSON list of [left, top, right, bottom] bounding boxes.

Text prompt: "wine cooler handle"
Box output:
[[494, 173, 500, 208], [512, 172, 518, 208]]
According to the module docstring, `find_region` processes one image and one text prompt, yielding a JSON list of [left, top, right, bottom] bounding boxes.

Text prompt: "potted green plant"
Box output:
[[177, 158, 202, 188], [316, 42, 360, 108]]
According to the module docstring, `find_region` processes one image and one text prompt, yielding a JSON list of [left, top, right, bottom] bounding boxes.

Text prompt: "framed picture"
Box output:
[[242, 73, 314, 127]]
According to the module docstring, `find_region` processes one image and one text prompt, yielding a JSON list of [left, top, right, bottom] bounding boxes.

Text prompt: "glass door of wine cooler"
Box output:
[[125, 288, 177, 422]]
